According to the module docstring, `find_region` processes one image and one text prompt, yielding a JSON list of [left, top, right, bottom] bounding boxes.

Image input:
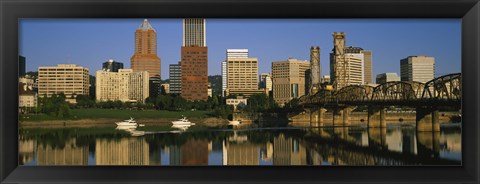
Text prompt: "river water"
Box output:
[[19, 123, 461, 166]]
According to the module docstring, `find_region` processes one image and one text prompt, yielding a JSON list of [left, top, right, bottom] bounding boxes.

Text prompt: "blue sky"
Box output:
[[20, 19, 461, 79]]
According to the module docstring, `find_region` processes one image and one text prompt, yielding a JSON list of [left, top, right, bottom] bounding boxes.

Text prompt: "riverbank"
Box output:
[[20, 117, 228, 128]]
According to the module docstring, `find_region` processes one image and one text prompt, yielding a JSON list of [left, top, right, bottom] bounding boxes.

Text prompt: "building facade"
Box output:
[[181, 18, 208, 101], [376, 73, 400, 84], [181, 46, 209, 101], [19, 55, 26, 77], [96, 69, 149, 103], [183, 18, 206, 47], [161, 83, 170, 94], [259, 73, 273, 93], [130, 19, 161, 78], [102, 59, 124, 72], [272, 59, 310, 106], [169, 62, 181, 94], [225, 57, 264, 96], [38, 64, 89, 103], [226, 97, 248, 110], [400, 56, 435, 83]]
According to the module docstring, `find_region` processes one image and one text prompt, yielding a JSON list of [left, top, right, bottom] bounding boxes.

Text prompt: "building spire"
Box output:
[[139, 19, 155, 31]]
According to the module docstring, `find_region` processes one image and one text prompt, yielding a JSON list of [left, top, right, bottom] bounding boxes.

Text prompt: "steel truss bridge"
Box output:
[[298, 73, 461, 107]]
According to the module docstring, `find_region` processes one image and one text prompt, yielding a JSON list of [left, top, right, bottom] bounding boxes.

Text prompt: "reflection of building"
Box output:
[[376, 73, 400, 84], [19, 139, 35, 165], [95, 138, 149, 165], [130, 19, 161, 78], [36, 138, 88, 165], [169, 145, 182, 165], [386, 130, 403, 152], [260, 142, 273, 161], [272, 59, 310, 106], [38, 64, 89, 103], [224, 142, 259, 165], [102, 59, 124, 72], [273, 134, 307, 165], [96, 69, 149, 103], [226, 97, 247, 110], [400, 56, 435, 83], [169, 62, 181, 94], [181, 139, 209, 165]]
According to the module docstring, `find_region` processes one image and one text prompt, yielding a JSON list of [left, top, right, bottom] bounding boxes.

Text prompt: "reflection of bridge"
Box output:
[[297, 73, 461, 131], [303, 128, 459, 165]]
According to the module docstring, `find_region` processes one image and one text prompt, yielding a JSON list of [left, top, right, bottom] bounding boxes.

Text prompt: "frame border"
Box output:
[[1, 0, 479, 183]]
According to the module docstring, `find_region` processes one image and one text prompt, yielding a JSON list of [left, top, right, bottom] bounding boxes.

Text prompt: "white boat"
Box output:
[[228, 120, 241, 126], [171, 117, 194, 125], [171, 124, 192, 131], [116, 117, 138, 127]]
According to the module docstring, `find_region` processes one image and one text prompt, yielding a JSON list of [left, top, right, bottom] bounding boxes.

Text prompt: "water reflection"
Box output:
[[19, 124, 461, 166]]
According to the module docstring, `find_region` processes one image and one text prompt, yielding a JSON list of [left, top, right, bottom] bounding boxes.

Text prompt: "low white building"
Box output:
[[226, 98, 248, 110]]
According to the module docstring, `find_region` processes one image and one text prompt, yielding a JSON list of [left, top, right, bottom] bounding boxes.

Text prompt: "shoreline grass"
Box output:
[[20, 108, 213, 122]]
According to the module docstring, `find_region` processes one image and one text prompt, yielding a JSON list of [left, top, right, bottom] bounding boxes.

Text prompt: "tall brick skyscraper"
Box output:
[[131, 19, 161, 78], [181, 18, 208, 101]]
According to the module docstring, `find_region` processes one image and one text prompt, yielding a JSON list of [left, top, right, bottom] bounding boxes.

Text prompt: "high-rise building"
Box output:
[[400, 56, 435, 83], [183, 18, 206, 47], [96, 69, 149, 103], [181, 18, 208, 101], [227, 49, 249, 59], [272, 59, 310, 106], [38, 64, 89, 103], [130, 19, 161, 78], [309, 46, 321, 94], [169, 62, 181, 94], [19, 55, 26, 77], [226, 57, 264, 97], [102, 59, 124, 72], [149, 75, 162, 98], [260, 73, 272, 92], [181, 46, 209, 101], [376, 73, 400, 84], [222, 49, 249, 96], [221, 61, 227, 96], [362, 50, 373, 84]]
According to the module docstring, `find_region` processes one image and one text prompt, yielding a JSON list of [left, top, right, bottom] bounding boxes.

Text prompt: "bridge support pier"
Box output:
[[417, 131, 440, 157], [332, 108, 343, 126], [309, 108, 326, 127], [368, 106, 386, 128], [343, 107, 351, 126], [368, 128, 387, 148], [416, 107, 440, 132]]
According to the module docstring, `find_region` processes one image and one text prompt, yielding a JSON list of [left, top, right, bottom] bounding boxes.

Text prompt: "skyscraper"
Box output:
[[183, 18, 206, 47], [222, 49, 249, 96], [130, 19, 161, 78], [96, 69, 150, 103], [102, 59, 124, 72], [272, 59, 310, 106], [19, 55, 26, 77], [376, 73, 400, 84], [169, 62, 181, 95], [309, 46, 320, 94], [226, 57, 263, 97], [400, 56, 435, 83], [221, 61, 227, 96], [181, 18, 208, 101]]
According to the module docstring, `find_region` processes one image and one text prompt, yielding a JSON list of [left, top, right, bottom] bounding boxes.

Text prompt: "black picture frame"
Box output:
[[1, 0, 479, 183]]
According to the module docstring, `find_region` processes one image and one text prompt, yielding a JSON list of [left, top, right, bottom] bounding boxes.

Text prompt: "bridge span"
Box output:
[[296, 73, 461, 131]]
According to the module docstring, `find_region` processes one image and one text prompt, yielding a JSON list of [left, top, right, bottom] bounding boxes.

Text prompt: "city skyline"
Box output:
[[20, 19, 461, 80]]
